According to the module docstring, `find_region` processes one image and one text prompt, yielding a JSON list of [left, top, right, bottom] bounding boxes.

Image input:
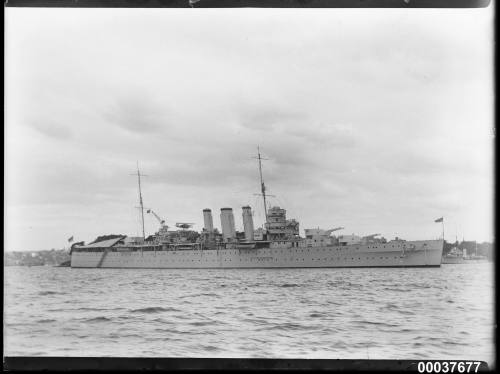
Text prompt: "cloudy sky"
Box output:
[[5, 7, 494, 251]]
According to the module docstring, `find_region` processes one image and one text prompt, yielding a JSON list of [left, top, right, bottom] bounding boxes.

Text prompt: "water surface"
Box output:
[[4, 264, 495, 365]]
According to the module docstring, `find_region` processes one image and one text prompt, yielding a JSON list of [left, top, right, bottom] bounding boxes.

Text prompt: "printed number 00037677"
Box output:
[[417, 362, 483, 373]]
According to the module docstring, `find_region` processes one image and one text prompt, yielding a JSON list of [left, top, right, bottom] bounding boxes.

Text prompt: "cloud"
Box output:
[[30, 120, 73, 140], [238, 106, 307, 131], [104, 95, 170, 134]]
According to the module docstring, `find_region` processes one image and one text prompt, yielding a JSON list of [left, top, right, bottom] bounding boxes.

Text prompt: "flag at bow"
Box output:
[[68, 236, 74, 243], [434, 217, 444, 223]]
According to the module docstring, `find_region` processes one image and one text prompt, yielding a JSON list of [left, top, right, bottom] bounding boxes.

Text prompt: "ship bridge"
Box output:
[[265, 206, 299, 240]]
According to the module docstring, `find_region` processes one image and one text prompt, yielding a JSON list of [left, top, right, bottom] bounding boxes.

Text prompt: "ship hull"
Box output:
[[71, 239, 443, 269]]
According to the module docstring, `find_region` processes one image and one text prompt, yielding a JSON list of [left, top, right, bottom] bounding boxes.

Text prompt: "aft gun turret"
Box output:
[[361, 233, 384, 244], [362, 233, 381, 240], [324, 227, 344, 236]]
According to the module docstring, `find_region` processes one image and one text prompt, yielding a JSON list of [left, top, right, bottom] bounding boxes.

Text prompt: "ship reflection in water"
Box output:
[[4, 264, 494, 363]]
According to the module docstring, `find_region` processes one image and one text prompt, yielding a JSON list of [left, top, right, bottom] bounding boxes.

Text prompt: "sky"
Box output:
[[5, 7, 494, 251]]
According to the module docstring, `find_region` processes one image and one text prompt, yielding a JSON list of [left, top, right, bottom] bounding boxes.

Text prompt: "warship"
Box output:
[[71, 149, 444, 268]]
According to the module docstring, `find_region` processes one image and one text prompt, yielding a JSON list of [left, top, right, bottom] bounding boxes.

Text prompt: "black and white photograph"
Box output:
[[4, 3, 495, 369]]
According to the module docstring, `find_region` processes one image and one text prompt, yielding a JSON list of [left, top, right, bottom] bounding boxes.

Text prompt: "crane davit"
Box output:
[[146, 209, 166, 228]]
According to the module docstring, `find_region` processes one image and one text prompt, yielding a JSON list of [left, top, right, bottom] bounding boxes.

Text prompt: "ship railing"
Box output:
[[116, 247, 133, 252], [236, 243, 257, 250], [140, 246, 160, 251], [171, 243, 202, 251], [73, 247, 107, 252]]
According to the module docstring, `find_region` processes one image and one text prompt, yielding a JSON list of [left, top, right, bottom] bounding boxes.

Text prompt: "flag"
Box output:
[[68, 236, 74, 243], [434, 217, 444, 223]]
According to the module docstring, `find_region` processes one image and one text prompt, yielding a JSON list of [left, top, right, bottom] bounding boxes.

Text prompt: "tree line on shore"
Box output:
[[443, 240, 494, 260]]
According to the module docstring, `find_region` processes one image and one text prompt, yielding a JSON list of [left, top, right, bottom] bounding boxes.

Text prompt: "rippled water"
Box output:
[[4, 264, 495, 365]]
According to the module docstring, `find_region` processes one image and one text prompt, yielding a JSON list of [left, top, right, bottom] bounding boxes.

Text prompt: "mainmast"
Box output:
[[254, 146, 271, 221], [132, 162, 147, 240]]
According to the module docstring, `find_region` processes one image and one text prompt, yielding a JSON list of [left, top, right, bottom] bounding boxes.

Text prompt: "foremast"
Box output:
[[132, 162, 146, 240]]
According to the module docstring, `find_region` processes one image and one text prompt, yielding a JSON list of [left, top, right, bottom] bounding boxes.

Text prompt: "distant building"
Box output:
[[459, 241, 477, 254], [477, 242, 494, 260]]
